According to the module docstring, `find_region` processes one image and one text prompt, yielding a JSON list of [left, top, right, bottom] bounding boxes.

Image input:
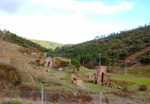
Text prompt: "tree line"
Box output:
[[0, 29, 51, 54], [51, 23, 150, 66]]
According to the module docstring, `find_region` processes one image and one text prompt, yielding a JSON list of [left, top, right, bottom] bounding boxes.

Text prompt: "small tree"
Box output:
[[113, 50, 119, 66], [71, 59, 81, 73], [119, 50, 128, 59]]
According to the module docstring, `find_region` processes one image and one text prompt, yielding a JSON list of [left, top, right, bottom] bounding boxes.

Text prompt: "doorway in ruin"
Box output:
[[48, 62, 50, 67], [101, 72, 104, 83]]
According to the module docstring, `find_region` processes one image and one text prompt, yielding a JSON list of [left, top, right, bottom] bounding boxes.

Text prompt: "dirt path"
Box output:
[[126, 46, 150, 62]]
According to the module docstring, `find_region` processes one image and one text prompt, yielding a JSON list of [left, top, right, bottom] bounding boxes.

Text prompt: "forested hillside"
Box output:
[[0, 29, 50, 53], [52, 24, 150, 65], [1, 23, 150, 66]]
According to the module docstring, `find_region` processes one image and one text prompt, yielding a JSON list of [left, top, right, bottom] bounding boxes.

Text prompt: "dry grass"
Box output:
[[1, 42, 150, 104]]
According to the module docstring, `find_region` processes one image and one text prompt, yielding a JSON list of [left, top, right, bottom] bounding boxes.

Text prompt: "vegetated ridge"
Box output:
[[52, 24, 150, 65], [31, 39, 64, 50], [0, 29, 52, 53]]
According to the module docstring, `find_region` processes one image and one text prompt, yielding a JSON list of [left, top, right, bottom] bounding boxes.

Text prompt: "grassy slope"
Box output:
[[31, 39, 64, 49], [0, 42, 67, 91], [111, 74, 150, 87], [1, 42, 150, 88], [1, 42, 150, 104], [54, 57, 71, 62]]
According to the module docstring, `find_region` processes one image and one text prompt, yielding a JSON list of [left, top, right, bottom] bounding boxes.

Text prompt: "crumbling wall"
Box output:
[[73, 78, 84, 88]]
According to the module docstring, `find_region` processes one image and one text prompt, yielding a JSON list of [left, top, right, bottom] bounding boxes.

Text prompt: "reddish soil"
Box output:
[[126, 46, 150, 62]]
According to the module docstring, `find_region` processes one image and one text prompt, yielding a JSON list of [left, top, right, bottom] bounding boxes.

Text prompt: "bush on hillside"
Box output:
[[2, 101, 21, 104], [140, 56, 150, 64], [26, 47, 38, 54], [18, 47, 27, 53], [119, 50, 128, 59], [46, 53, 54, 58], [60, 61, 70, 67], [39, 52, 45, 58], [122, 86, 129, 92], [92, 60, 99, 66], [101, 57, 109, 66], [55, 58, 70, 68], [139, 84, 147, 91], [85, 61, 95, 69], [36, 60, 41, 66]]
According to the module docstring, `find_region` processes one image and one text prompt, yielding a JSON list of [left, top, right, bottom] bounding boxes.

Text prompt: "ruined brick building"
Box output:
[[93, 66, 107, 85], [44, 57, 54, 70]]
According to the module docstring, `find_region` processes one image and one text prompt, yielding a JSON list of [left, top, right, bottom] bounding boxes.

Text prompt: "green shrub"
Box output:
[[15, 79, 21, 85], [8, 71, 13, 82], [10, 101, 20, 104], [18, 47, 27, 53], [2, 101, 21, 104], [101, 56, 109, 66], [140, 56, 150, 64], [77, 68, 80, 71], [139, 84, 147, 91], [46, 53, 54, 58], [92, 60, 99, 66], [36, 60, 41, 66], [119, 50, 128, 59]]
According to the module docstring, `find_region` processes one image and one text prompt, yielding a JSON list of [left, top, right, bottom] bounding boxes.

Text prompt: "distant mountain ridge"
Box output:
[[31, 39, 64, 50]]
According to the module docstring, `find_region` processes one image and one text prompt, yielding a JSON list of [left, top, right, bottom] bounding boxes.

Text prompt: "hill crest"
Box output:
[[31, 39, 64, 50]]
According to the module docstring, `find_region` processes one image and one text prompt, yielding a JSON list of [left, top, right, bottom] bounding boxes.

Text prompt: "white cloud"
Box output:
[[33, 0, 135, 15], [0, 0, 135, 44], [117, 2, 135, 11], [0, 12, 124, 44]]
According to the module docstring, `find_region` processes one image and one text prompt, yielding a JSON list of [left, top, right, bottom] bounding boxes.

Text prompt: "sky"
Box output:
[[0, 0, 150, 44]]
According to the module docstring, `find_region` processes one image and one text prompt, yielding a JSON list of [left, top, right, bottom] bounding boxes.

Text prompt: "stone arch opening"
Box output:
[[48, 62, 50, 67], [44, 57, 54, 70], [101, 72, 104, 83]]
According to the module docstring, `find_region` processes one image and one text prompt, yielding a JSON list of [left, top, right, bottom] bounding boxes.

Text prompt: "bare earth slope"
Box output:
[[126, 46, 150, 61]]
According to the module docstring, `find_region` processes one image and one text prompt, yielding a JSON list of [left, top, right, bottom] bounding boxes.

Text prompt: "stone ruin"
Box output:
[[22, 48, 38, 57], [44, 57, 54, 72], [73, 78, 84, 88], [93, 66, 107, 85]]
